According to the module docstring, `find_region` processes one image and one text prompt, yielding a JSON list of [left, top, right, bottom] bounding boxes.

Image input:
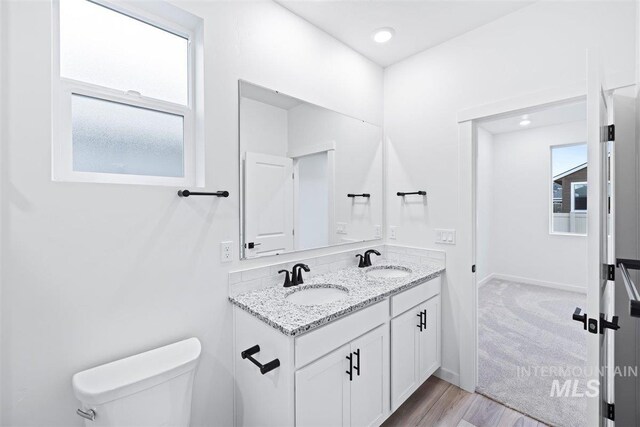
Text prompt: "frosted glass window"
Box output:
[[60, 0, 189, 105], [72, 94, 184, 177]]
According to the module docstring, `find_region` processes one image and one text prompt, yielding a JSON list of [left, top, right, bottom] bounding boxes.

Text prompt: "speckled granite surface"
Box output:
[[229, 261, 445, 336]]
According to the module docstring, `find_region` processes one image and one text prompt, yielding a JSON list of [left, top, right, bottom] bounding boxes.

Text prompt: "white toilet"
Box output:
[[72, 337, 201, 427]]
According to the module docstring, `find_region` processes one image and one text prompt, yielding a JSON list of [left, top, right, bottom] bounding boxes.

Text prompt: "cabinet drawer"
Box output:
[[295, 300, 388, 368], [390, 276, 441, 318]]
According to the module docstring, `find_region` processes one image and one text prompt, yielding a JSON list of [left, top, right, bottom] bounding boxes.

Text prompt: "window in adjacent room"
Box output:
[[550, 143, 588, 235], [53, 0, 203, 185]]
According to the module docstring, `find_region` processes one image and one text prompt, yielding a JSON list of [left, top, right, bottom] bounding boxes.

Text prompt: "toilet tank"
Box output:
[[72, 337, 201, 427]]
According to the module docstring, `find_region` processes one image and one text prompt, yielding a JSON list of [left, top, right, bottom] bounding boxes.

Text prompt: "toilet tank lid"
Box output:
[[72, 337, 201, 406]]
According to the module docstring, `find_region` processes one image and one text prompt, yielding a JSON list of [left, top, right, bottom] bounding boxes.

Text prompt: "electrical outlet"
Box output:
[[374, 225, 382, 239], [220, 241, 233, 263], [389, 226, 397, 240], [435, 229, 456, 245]]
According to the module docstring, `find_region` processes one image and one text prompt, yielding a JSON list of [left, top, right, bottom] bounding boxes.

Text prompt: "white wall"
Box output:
[[288, 103, 383, 243], [384, 0, 636, 385], [240, 98, 288, 157], [0, 1, 383, 426], [476, 127, 493, 283], [295, 152, 329, 250], [479, 121, 588, 290]]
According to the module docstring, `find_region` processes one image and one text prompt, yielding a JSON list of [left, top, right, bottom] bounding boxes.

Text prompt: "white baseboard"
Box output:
[[434, 367, 460, 387], [485, 273, 587, 294], [477, 274, 495, 288]]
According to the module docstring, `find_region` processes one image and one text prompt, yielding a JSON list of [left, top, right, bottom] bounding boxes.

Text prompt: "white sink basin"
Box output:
[[285, 284, 348, 306], [365, 266, 412, 279]]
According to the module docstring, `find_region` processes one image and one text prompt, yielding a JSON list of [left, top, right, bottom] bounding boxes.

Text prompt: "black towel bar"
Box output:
[[397, 191, 426, 196], [616, 259, 640, 318], [178, 190, 229, 198], [348, 193, 370, 198], [241, 345, 280, 374]]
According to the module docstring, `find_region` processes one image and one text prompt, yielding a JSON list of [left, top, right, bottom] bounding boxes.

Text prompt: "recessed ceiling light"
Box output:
[[372, 27, 395, 43], [519, 115, 531, 127]]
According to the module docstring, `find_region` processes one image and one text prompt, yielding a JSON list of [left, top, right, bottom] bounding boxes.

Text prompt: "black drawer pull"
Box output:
[[241, 345, 280, 374], [416, 310, 427, 332], [353, 349, 360, 376], [346, 353, 353, 381]]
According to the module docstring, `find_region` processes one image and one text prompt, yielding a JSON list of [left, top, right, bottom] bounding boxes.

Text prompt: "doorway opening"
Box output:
[[474, 100, 592, 426]]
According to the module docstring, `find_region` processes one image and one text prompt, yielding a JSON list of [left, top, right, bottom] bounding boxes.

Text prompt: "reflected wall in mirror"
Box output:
[[239, 81, 383, 259]]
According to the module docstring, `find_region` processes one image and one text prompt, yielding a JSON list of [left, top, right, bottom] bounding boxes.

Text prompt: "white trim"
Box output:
[[458, 85, 586, 123], [483, 273, 587, 294], [477, 274, 495, 288], [287, 141, 336, 159], [458, 73, 635, 124], [51, 0, 204, 187], [571, 181, 588, 213], [458, 86, 597, 396], [434, 367, 460, 387]]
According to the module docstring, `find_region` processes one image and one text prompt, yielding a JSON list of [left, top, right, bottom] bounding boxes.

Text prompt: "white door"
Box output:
[[295, 344, 351, 427], [350, 324, 389, 427], [390, 307, 420, 410], [244, 152, 294, 257], [418, 295, 441, 382], [586, 50, 615, 426]]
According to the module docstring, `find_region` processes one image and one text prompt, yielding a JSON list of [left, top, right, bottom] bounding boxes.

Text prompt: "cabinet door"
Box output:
[[390, 306, 420, 411], [418, 295, 441, 382], [349, 324, 389, 427], [295, 344, 350, 427]]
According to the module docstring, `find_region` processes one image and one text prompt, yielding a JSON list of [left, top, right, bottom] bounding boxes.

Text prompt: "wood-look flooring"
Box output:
[[382, 377, 548, 427]]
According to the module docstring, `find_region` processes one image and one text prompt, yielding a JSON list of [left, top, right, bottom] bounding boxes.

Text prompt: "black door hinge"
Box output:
[[472, 265, 476, 273], [607, 124, 615, 142], [604, 402, 615, 421], [607, 264, 615, 281]]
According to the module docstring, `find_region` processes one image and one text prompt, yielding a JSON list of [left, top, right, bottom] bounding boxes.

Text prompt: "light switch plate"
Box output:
[[337, 222, 347, 235], [435, 229, 456, 245], [220, 241, 233, 263], [389, 226, 397, 240], [374, 225, 382, 239]]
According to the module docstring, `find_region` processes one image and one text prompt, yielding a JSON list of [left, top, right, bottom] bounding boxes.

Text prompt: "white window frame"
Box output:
[[571, 181, 588, 212], [51, 0, 204, 186], [549, 142, 588, 236]]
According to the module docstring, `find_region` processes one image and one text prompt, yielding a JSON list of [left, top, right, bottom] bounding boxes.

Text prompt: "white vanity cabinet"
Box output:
[[295, 324, 388, 427], [232, 275, 441, 427], [390, 279, 441, 410]]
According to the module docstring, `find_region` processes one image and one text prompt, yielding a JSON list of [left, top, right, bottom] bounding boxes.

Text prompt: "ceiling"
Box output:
[[240, 81, 302, 110], [276, 0, 535, 67], [479, 101, 587, 135]]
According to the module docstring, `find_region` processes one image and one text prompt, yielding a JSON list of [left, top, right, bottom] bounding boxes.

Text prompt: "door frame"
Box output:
[[458, 79, 631, 406], [457, 85, 587, 394]]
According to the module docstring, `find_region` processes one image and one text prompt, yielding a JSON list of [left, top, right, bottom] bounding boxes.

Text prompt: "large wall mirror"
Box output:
[[239, 81, 383, 259]]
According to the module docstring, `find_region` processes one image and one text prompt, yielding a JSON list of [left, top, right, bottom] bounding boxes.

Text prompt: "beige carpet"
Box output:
[[477, 279, 587, 427]]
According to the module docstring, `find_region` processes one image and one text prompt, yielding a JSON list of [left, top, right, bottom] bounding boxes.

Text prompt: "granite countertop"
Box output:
[[228, 261, 445, 336]]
